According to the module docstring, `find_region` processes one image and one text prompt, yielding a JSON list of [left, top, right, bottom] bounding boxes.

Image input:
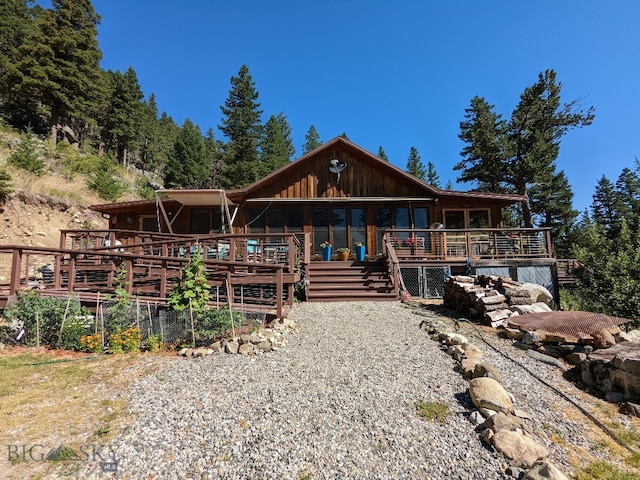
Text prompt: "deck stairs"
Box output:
[[306, 260, 397, 302]]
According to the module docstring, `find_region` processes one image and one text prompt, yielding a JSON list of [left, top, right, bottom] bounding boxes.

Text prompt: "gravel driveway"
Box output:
[[74, 301, 625, 479]]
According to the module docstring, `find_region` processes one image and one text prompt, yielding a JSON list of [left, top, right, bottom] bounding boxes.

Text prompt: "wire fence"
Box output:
[[2, 291, 269, 350]]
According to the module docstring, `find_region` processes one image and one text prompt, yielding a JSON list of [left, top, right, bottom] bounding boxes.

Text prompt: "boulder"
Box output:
[[482, 411, 530, 434], [469, 410, 485, 426], [617, 329, 640, 344], [445, 332, 469, 346], [580, 342, 640, 402], [491, 429, 549, 468], [468, 377, 514, 414], [522, 461, 568, 480], [238, 343, 254, 355], [473, 362, 503, 383], [460, 358, 480, 378], [257, 341, 272, 352], [225, 341, 239, 354], [592, 328, 616, 349], [462, 342, 483, 360], [521, 283, 553, 305]]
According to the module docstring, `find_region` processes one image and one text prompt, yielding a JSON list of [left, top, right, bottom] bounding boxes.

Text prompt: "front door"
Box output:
[[312, 207, 367, 254]]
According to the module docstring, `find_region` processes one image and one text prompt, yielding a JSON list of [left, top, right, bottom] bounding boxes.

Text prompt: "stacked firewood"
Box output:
[[444, 275, 552, 326]]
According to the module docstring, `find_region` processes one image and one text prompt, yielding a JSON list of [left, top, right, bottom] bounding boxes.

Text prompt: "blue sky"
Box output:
[[92, 0, 640, 214]]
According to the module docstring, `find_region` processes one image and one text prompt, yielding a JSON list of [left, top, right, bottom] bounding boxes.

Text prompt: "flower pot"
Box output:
[[337, 251, 350, 261], [322, 246, 332, 261], [355, 245, 366, 261]]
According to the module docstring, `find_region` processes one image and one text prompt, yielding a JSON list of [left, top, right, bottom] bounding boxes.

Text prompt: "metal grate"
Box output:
[[400, 266, 451, 299], [509, 311, 632, 342]]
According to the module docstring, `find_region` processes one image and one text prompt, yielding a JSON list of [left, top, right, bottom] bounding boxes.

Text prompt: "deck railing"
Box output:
[[1, 231, 311, 317], [59, 230, 307, 272], [385, 227, 553, 260]]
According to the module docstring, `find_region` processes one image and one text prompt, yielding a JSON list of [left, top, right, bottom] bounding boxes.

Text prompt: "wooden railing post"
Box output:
[[9, 248, 22, 295], [67, 254, 76, 292], [276, 268, 283, 318]]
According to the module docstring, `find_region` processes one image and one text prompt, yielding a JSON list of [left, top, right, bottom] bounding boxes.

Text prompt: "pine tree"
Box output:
[[506, 70, 594, 227], [164, 119, 208, 188], [406, 146, 426, 180], [455, 96, 509, 192], [137, 93, 160, 173], [13, 0, 105, 143], [426, 161, 441, 188], [0, 167, 13, 203], [456, 70, 594, 227], [302, 125, 321, 154], [613, 166, 640, 232], [378, 146, 389, 161], [8, 126, 44, 175], [101, 67, 144, 166], [204, 127, 224, 188], [218, 65, 263, 188], [591, 175, 621, 238], [528, 170, 577, 256], [445, 180, 454, 190], [261, 114, 293, 175], [0, 0, 35, 119]]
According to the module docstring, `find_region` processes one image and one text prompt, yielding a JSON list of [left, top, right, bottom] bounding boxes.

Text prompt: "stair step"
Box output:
[[306, 260, 396, 302]]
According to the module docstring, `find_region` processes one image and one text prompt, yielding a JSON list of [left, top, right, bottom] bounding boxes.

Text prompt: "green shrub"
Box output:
[[0, 167, 12, 203], [193, 306, 243, 344], [87, 156, 125, 201], [143, 333, 164, 352], [168, 245, 210, 313], [3, 291, 90, 347], [59, 315, 94, 350], [8, 127, 45, 175], [109, 327, 141, 354]]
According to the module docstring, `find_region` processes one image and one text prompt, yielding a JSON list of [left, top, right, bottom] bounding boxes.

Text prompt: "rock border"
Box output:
[[419, 315, 569, 480], [178, 316, 298, 358]]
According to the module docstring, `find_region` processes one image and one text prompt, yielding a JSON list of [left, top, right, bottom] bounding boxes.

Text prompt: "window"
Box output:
[[444, 209, 490, 229]]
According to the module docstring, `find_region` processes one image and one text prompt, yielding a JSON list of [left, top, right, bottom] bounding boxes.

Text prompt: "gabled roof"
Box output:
[[226, 136, 524, 204]]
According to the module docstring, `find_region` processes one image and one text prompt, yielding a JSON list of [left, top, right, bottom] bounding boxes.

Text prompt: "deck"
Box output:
[[0, 227, 560, 312]]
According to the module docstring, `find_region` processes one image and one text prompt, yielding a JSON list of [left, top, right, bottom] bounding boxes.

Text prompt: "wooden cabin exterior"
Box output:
[[91, 136, 526, 258], [0, 138, 560, 312]]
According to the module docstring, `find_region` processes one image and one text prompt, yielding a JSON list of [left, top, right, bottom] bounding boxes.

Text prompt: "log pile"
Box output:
[[444, 275, 552, 327]]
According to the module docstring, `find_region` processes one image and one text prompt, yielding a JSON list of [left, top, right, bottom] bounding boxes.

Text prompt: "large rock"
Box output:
[[521, 283, 553, 305], [473, 362, 503, 383], [523, 461, 568, 480], [491, 429, 549, 468], [460, 358, 480, 378], [591, 327, 616, 349], [617, 329, 640, 344], [482, 411, 529, 434], [225, 341, 239, 354], [580, 342, 640, 402], [468, 377, 514, 414], [462, 342, 483, 360]]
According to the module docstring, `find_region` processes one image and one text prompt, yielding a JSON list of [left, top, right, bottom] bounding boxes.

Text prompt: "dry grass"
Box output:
[[0, 347, 153, 479]]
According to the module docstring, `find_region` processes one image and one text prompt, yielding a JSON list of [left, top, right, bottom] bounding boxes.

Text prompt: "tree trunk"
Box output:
[[50, 124, 58, 145]]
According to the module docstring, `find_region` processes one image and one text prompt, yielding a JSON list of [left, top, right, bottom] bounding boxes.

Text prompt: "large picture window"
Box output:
[[444, 209, 490, 228]]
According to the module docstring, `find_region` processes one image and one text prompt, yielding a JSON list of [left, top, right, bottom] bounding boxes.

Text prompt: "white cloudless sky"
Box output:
[[91, 0, 640, 214]]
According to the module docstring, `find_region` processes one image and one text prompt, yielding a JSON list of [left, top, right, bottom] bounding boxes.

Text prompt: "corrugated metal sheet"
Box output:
[[517, 265, 554, 293]]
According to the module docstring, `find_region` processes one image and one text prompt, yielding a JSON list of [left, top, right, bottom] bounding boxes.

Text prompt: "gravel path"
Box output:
[[74, 301, 626, 479]]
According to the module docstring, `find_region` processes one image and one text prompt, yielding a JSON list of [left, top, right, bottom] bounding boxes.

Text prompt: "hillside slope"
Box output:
[[0, 127, 140, 283]]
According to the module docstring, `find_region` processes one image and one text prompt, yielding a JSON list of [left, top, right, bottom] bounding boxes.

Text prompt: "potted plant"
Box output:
[[354, 242, 366, 261], [336, 247, 350, 261], [320, 241, 332, 261]]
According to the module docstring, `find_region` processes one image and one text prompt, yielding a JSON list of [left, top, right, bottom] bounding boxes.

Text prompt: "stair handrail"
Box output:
[[382, 232, 403, 298]]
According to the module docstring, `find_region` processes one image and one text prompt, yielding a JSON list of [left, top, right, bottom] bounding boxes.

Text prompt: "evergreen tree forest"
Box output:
[[0, 1, 296, 192]]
